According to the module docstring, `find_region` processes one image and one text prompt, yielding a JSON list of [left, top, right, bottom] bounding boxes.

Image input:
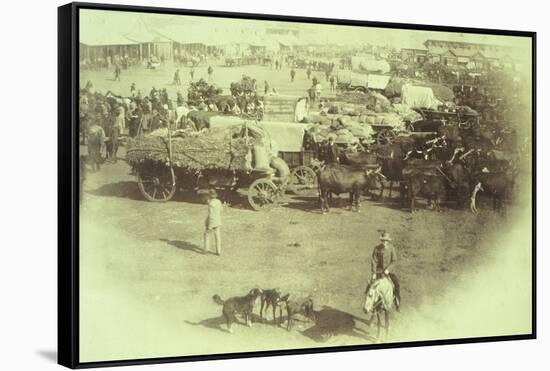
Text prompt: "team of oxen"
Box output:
[[316, 120, 526, 214]]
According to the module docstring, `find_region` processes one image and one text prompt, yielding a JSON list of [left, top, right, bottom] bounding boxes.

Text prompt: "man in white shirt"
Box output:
[[204, 189, 222, 255]]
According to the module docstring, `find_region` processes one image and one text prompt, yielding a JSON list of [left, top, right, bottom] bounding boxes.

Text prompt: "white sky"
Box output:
[[80, 9, 532, 50]]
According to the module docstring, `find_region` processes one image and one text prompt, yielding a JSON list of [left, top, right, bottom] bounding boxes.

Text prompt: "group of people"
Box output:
[[80, 82, 177, 170]]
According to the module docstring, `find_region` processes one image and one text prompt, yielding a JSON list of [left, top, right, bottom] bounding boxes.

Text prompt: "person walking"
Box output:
[[204, 189, 222, 255], [290, 68, 296, 82], [264, 80, 270, 96], [369, 231, 401, 311]]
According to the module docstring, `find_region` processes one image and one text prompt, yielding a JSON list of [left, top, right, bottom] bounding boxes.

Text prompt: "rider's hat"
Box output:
[[380, 232, 392, 241]]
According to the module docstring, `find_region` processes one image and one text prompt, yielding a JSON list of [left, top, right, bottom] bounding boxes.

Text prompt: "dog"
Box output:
[[259, 289, 287, 324], [280, 295, 314, 331], [212, 288, 263, 332]]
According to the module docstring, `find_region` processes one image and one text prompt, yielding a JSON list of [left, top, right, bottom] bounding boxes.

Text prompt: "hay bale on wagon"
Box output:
[[126, 128, 252, 171]]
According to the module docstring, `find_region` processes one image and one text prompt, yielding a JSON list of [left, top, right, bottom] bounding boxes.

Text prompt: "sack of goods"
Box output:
[[252, 144, 271, 172]]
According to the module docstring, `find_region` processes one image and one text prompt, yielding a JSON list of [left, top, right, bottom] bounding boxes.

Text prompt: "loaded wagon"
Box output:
[[126, 124, 290, 211], [413, 107, 480, 130], [208, 115, 322, 195], [336, 70, 391, 93]]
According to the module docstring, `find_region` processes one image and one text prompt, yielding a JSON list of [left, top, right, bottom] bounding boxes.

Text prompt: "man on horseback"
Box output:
[[369, 231, 401, 311]]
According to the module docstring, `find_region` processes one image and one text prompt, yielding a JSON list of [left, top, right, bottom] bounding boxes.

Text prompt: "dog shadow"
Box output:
[[300, 306, 376, 343], [185, 313, 264, 334], [160, 239, 206, 255]]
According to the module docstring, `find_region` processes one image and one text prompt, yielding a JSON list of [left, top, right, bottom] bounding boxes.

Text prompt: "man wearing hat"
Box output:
[[204, 189, 222, 255], [370, 231, 401, 311], [325, 134, 340, 164]]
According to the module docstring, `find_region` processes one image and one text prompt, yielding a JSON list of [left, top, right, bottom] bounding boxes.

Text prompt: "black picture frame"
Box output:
[[58, 2, 537, 368]]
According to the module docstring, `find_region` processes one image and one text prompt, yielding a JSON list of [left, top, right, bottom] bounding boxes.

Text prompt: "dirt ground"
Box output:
[[78, 64, 532, 362]]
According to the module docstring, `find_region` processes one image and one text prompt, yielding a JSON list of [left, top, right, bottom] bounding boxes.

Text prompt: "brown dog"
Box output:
[[213, 288, 263, 332], [260, 289, 286, 324], [280, 295, 314, 331]]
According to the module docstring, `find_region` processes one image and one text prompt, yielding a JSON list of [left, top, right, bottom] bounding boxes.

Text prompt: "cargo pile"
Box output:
[[187, 79, 223, 106], [126, 128, 253, 171]]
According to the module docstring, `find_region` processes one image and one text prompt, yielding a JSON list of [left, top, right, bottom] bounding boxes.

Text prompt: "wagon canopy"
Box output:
[[400, 85, 441, 110], [336, 71, 391, 91], [209, 116, 308, 153]]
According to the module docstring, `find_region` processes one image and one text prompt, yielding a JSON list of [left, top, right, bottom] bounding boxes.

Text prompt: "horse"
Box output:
[[363, 277, 395, 341]]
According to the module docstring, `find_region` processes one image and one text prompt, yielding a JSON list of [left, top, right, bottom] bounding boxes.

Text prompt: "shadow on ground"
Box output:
[[87, 181, 143, 200], [300, 306, 376, 343], [185, 313, 264, 334], [159, 238, 205, 255]]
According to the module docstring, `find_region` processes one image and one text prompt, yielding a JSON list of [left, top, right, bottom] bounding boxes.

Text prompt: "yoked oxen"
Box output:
[[318, 164, 383, 214]]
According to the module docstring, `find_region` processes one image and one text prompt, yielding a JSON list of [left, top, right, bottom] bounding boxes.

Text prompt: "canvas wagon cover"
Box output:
[[337, 71, 390, 90], [401, 85, 441, 109], [209, 116, 308, 152]]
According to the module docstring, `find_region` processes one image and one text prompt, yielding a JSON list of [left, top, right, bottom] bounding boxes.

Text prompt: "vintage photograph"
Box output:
[[77, 8, 533, 363]]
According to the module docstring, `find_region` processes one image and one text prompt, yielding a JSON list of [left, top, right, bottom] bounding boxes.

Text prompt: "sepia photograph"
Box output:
[[74, 5, 534, 364]]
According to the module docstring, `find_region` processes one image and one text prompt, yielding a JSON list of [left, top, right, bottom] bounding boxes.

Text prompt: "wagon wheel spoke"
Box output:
[[137, 166, 177, 202]]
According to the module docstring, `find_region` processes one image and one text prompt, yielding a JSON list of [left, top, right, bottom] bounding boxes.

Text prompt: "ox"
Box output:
[[470, 168, 515, 212], [318, 164, 382, 214], [406, 171, 447, 212]]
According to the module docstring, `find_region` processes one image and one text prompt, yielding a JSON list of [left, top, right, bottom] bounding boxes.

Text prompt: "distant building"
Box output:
[[400, 39, 518, 69], [423, 39, 516, 69]]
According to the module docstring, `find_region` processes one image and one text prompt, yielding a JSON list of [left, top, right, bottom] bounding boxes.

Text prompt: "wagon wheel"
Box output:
[[290, 166, 318, 194], [247, 178, 279, 211], [376, 129, 397, 145], [137, 166, 176, 202]]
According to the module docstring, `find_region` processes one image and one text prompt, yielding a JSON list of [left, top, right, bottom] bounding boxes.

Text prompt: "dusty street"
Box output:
[[78, 148, 531, 362], [78, 63, 532, 362]]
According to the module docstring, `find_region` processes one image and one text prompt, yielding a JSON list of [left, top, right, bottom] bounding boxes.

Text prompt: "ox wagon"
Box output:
[[126, 124, 289, 211]]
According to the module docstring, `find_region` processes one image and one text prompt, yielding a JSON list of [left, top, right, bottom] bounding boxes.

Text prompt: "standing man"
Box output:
[[114, 63, 121, 81], [207, 65, 214, 81], [111, 106, 125, 162], [315, 80, 323, 102], [369, 231, 401, 311], [87, 120, 105, 172], [173, 69, 181, 86], [329, 75, 336, 92], [325, 135, 340, 164], [290, 68, 296, 82], [264, 80, 270, 96], [204, 189, 222, 255], [306, 66, 312, 80], [189, 66, 195, 81]]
